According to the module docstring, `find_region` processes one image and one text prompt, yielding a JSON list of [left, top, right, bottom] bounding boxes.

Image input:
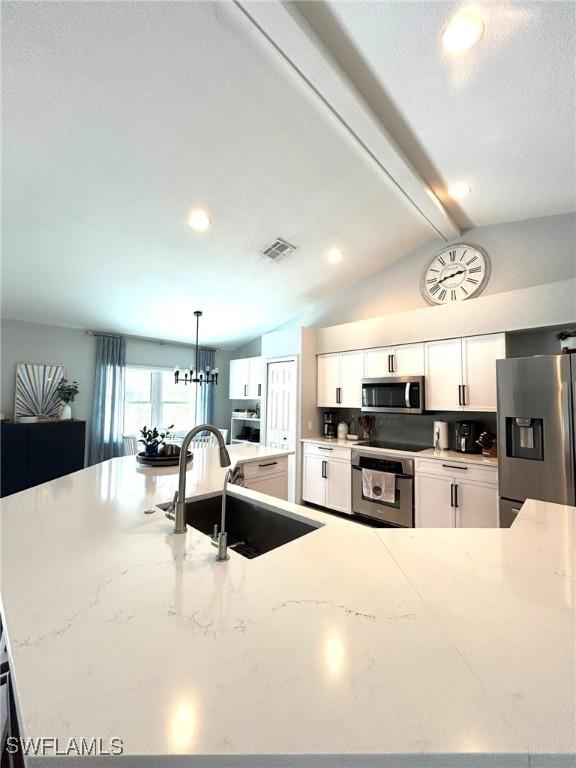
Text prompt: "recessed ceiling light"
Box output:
[[187, 208, 211, 233], [327, 247, 344, 264], [448, 181, 472, 200], [442, 12, 485, 56]]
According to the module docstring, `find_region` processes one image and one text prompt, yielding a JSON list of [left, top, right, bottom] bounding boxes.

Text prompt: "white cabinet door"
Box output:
[[415, 473, 454, 527], [317, 354, 340, 408], [456, 480, 498, 527], [247, 357, 262, 398], [392, 343, 425, 376], [245, 472, 288, 501], [325, 459, 352, 514], [302, 454, 325, 506], [364, 347, 394, 378], [425, 338, 463, 411], [339, 351, 364, 408], [462, 334, 506, 412], [229, 358, 250, 399]]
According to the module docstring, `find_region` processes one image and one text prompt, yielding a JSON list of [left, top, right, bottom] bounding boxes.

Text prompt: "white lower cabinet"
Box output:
[[415, 458, 498, 528], [242, 456, 288, 500], [302, 445, 351, 514], [415, 474, 454, 527]]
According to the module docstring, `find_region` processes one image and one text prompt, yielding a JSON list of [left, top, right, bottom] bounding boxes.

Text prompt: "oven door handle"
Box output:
[[352, 466, 413, 480]]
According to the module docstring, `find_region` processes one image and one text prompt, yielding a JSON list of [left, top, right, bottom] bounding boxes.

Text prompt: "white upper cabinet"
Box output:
[[339, 351, 364, 407], [425, 333, 505, 412], [317, 351, 363, 408], [247, 356, 262, 398], [229, 356, 262, 400], [364, 347, 394, 378], [425, 338, 463, 411], [462, 334, 506, 412], [317, 353, 340, 407], [393, 343, 425, 376], [364, 343, 424, 378]]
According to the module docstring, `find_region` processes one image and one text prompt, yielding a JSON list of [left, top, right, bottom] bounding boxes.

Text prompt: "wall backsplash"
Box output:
[[331, 408, 497, 452]]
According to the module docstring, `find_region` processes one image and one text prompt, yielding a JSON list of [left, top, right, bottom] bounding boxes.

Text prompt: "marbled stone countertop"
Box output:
[[0, 447, 573, 766]]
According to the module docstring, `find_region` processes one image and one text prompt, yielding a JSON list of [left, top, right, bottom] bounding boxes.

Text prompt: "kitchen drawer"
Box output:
[[242, 456, 288, 480], [415, 458, 498, 485], [303, 443, 351, 461]]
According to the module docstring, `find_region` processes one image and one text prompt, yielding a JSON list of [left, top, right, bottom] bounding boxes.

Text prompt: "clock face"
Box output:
[[422, 244, 490, 305]]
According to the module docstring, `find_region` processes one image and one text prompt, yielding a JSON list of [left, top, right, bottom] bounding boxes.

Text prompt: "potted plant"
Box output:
[[557, 329, 576, 353], [138, 424, 174, 457], [56, 379, 79, 420]]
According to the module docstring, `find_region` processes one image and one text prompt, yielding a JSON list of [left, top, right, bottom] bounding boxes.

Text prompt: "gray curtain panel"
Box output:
[[195, 347, 215, 425], [89, 335, 126, 464]]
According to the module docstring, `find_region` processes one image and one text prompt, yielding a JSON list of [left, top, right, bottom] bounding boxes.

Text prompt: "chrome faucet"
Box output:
[[212, 468, 234, 561], [169, 424, 231, 534]]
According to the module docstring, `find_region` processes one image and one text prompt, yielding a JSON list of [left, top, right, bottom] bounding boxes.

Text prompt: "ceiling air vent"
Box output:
[[261, 238, 296, 262]]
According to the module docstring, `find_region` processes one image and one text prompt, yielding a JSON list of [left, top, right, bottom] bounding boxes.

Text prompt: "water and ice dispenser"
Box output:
[[505, 417, 544, 461]]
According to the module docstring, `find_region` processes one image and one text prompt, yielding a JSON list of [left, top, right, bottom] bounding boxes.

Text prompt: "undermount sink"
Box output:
[[159, 494, 321, 558]]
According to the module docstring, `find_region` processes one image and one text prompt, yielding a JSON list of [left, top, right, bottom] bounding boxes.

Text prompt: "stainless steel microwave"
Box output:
[[361, 376, 425, 414]]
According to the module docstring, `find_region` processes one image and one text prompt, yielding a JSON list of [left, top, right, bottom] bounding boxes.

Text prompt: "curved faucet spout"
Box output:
[[174, 424, 231, 534]]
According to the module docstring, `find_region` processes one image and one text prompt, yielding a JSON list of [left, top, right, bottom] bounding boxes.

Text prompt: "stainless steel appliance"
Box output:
[[497, 355, 575, 526], [361, 376, 425, 415], [322, 411, 337, 439], [454, 420, 481, 453], [352, 449, 414, 527]]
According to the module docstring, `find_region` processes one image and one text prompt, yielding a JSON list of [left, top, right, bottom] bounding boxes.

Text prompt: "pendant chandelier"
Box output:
[[173, 310, 218, 386]]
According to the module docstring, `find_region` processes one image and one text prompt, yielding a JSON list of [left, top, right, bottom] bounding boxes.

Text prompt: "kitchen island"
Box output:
[[0, 445, 574, 767]]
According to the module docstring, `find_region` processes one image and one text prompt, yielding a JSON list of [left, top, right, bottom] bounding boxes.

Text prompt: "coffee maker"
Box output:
[[323, 411, 337, 439], [454, 420, 481, 453]]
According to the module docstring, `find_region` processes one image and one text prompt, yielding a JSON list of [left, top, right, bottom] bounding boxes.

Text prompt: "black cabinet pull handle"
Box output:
[[244, 384, 248, 397], [462, 384, 467, 406], [258, 461, 278, 468], [258, 384, 261, 397], [458, 385, 462, 406], [442, 464, 468, 470], [336, 387, 342, 404], [321, 460, 327, 479], [387, 354, 392, 373], [454, 483, 459, 508], [450, 483, 455, 507], [317, 446, 334, 451]]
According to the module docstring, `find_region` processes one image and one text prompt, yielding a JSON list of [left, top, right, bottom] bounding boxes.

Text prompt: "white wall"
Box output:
[[305, 212, 576, 328], [0, 319, 232, 443]]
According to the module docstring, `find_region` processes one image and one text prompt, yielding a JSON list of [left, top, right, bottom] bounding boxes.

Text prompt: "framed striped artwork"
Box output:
[[14, 363, 65, 419]]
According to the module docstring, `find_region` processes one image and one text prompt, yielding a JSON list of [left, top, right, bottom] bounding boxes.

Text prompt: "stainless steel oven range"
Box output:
[[351, 449, 414, 527]]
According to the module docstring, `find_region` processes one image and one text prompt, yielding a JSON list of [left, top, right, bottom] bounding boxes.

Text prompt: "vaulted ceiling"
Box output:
[[2, 1, 574, 347]]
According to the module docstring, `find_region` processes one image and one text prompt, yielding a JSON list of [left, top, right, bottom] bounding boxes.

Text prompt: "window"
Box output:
[[124, 366, 197, 436]]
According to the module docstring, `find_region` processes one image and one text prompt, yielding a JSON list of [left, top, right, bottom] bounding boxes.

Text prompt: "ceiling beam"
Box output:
[[234, 0, 460, 242]]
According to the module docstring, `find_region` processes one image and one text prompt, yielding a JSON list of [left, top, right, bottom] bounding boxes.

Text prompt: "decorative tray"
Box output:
[[136, 451, 192, 467]]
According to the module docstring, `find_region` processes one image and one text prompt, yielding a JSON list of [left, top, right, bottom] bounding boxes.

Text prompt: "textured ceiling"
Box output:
[[2, 1, 574, 348], [0, 1, 434, 348], [322, 0, 576, 227]]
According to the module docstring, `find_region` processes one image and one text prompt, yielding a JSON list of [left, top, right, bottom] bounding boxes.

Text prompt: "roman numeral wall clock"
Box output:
[[421, 243, 491, 305]]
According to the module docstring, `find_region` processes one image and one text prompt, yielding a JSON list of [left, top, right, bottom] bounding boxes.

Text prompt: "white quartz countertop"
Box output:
[[1, 448, 573, 766], [302, 437, 498, 466]]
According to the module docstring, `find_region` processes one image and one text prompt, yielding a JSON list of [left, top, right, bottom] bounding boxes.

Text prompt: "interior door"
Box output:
[[339, 351, 364, 408], [317, 354, 340, 407], [265, 360, 296, 451], [302, 453, 325, 506], [462, 334, 506, 412], [393, 343, 425, 376], [364, 347, 394, 378], [425, 338, 463, 411], [456, 480, 498, 527]]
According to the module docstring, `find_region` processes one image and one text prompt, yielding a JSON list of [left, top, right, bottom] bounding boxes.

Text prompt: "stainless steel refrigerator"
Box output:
[[497, 355, 576, 527]]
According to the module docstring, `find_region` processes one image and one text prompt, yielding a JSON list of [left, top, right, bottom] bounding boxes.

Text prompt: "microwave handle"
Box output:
[[405, 382, 411, 409]]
